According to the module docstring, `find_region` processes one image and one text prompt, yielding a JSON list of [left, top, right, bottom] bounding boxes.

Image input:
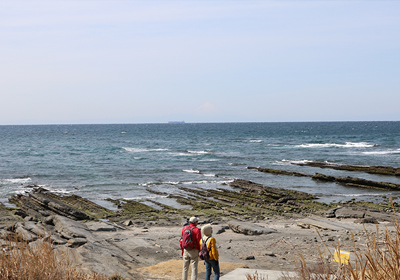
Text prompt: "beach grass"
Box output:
[[0, 234, 120, 280]]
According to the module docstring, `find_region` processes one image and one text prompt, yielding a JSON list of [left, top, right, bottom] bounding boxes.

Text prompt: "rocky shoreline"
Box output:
[[248, 166, 400, 190], [290, 161, 400, 177], [1, 170, 400, 279]]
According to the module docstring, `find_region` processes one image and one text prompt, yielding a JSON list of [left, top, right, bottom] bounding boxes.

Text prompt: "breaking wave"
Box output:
[[295, 142, 375, 148], [363, 149, 400, 155], [122, 147, 169, 152], [1, 178, 32, 184]]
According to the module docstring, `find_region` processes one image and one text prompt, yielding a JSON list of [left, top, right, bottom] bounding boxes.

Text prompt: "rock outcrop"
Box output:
[[312, 173, 400, 190], [291, 161, 400, 177], [248, 166, 400, 191], [325, 206, 399, 223], [227, 221, 277, 235]]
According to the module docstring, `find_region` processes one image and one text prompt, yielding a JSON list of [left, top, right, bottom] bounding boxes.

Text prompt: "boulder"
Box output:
[[334, 207, 365, 219], [123, 220, 133, 226], [86, 221, 117, 232], [325, 208, 339, 218], [227, 221, 277, 235], [364, 211, 396, 222]]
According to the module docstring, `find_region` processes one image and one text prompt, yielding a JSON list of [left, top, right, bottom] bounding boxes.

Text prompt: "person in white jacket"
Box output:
[[200, 224, 220, 280]]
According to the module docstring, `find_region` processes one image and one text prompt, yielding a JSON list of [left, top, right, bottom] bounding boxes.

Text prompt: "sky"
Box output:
[[1, 1, 399, 125]]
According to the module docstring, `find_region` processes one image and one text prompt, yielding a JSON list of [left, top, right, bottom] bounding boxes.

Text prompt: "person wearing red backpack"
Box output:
[[200, 224, 220, 280], [181, 216, 202, 280]]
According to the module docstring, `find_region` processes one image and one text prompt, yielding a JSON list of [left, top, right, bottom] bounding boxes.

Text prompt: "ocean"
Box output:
[[1, 122, 399, 209]]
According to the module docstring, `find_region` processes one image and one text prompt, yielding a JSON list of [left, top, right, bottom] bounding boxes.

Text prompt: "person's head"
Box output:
[[201, 224, 212, 237], [189, 216, 199, 225]]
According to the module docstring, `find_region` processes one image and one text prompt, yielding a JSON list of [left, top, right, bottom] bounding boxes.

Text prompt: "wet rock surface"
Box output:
[[291, 161, 400, 176], [249, 166, 400, 190], [312, 173, 400, 190]]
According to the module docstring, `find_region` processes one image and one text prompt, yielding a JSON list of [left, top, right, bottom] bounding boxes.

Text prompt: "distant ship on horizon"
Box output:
[[168, 121, 185, 124]]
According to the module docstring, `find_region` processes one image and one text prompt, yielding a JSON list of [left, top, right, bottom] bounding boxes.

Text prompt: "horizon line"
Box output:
[[0, 120, 399, 126]]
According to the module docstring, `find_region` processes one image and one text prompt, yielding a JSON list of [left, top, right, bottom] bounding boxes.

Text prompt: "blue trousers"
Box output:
[[204, 259, 220, 280]]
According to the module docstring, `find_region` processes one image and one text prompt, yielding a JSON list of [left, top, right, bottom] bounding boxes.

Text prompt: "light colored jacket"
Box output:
[[200, 236, 219, 261]]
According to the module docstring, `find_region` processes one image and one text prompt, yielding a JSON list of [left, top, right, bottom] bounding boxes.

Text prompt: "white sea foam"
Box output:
[[182, 169, 200, 174], [181, 179, 232, 185], [123, 147, 146, 152], [187, 150, 210, 155], [182, 180, 208, 185], [281, 159, 313, 165], [171, 152, 193, 156], [363, 149, 400, 155], [50, 188, 72, 194], [123, 147, 169, 153], [14, 190, 30, 195], [1, 178, 32, 184], [165, 181, 180, 185], [296, 142, 375, 148], [203, 173, 216, 177], [249, 140, 263, 143]]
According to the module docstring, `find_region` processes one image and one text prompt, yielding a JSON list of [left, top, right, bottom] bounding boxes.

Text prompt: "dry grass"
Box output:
[[245, 270, 267, 280], [291, 200, 400, 280], [245, 200, 400, 280], [0, 234, 121, 280]]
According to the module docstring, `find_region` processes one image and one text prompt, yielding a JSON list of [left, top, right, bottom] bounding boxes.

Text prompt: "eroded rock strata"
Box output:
[[291, 161, 400, 176], [248, 166, 400, 190], [1, 180, 400, 279]]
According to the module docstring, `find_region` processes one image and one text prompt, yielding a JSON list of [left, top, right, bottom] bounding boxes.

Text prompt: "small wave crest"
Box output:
[[249, 140, 263, 143], [122, 147, 169, 153], [182, 169, 201, 174], [170, 150, 211, 157], [187, 150, 210, 155], [280, 159, 313, 165], [296, 142, 375, 148], [363, 149, 400, 155], [1, 177, 32, 184]]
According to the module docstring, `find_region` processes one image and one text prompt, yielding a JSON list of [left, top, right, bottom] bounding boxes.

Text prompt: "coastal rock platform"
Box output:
[[1, 179, 400, 279]]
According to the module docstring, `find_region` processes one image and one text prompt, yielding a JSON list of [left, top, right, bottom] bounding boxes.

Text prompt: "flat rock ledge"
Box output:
[[325, 206, 398, 223]]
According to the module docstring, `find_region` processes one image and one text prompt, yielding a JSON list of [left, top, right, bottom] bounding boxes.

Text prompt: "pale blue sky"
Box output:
[[1, 1, 399, 124]]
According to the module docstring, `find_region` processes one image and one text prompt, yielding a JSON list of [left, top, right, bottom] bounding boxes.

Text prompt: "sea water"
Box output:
[[0, 122, 399, 208]]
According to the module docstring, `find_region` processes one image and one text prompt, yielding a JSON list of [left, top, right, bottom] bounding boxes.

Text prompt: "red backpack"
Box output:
[[199, 236, 211, 260], [180, 225, 195, 249]]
